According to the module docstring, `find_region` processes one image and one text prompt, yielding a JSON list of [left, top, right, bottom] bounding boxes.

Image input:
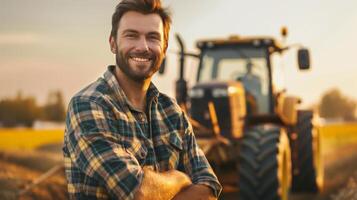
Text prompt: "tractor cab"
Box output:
[[195, 36, 280, 115], [188, 35, 310, 138]]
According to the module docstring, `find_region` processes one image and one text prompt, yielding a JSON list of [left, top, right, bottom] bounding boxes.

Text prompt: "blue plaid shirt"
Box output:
[[63, 65, 222, 199]]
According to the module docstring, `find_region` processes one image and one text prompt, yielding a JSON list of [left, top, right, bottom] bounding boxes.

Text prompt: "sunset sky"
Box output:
[[0, 0, 356, 107]]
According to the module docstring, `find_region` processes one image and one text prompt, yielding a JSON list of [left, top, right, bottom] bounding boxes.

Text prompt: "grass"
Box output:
[[0, 129, 64, 150]]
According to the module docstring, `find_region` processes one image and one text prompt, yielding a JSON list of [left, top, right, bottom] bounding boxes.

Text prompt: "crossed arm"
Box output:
[[134, 167, 216, 200], [67, 132, 216, 200]]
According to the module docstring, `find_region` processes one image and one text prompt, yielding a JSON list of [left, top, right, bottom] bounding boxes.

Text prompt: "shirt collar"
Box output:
[[103, 65, 160, 110]]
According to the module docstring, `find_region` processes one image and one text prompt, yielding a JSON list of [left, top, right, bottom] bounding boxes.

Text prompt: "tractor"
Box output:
[[160, 28, 323, 200]]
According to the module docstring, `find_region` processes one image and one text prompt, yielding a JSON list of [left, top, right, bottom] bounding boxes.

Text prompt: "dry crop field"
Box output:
[[0, 123, 357, 200], [0, 129, 65, 199], [0, 129, 64, 150], [319, 123, 357, 155]]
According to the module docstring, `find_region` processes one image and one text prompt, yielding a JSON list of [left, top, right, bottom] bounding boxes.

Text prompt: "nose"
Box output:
[[135, 36, 149, 52]]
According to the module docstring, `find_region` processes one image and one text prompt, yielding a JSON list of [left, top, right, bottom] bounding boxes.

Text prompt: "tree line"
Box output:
[[0, 90, 66, 127], [0, 88, 355, 128], [318, 88, 356, 121]]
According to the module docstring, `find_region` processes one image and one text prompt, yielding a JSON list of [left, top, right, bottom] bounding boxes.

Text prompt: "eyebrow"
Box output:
[[122, 29, 161, 37], [122, 29, 138, 35]]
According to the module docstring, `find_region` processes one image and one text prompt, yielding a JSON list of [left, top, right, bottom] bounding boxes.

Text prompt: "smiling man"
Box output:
[[62, 0, 222, 199]]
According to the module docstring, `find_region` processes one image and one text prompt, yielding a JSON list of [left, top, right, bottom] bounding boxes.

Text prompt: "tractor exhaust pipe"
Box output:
[[175, 34, 188, 109]]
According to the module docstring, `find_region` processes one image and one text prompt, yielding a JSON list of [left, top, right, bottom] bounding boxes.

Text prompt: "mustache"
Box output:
[[128, 51, 154, 59]]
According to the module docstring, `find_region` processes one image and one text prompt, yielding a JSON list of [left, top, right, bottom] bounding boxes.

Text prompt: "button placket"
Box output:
[[144, 138, 159, 171], [146, 97, 160, 171]]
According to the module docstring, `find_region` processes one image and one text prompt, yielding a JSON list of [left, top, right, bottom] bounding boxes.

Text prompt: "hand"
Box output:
[[134, 168, 192, 200], [172, 184, 217, 200], [164, 169, 192, 189]]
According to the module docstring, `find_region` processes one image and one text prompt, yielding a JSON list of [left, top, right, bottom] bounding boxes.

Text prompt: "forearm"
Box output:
[[172, 184, 217, 200], [134, 168, 192, 200]]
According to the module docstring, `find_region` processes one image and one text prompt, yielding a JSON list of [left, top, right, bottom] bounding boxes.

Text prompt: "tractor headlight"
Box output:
[[212, 88, 228, 97], [228, 86, 239, 94], [189, 88, 204, 98]]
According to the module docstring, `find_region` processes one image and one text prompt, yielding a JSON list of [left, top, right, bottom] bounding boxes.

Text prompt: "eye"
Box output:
[[148, 34, 161, 41]]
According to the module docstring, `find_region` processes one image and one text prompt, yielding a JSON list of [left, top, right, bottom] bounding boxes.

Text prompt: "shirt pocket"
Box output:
[[156, 130, 183, 171], [120, 136, 148, 166]]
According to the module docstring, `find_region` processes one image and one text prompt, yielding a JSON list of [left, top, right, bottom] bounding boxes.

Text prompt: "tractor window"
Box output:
[[199, 47, 270, 114], [200, 56, 214, 83], [271, 51, 286, 93]]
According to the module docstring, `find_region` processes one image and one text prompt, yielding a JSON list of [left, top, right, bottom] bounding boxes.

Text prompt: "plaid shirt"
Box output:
[[63, 65, 222, 199]]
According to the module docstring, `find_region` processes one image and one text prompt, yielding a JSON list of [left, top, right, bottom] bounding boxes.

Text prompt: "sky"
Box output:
[[0, 0, 356, 107]]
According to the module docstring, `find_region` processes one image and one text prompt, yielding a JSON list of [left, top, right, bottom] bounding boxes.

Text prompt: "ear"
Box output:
[[109, 35, 117, 54]]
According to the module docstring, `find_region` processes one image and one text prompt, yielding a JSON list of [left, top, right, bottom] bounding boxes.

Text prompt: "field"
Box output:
[[0, 129, 65, 200], [0, 123, 357, 200], [0, 129, 64, 151], [319, 123, 357, 155], [1, 123, 357, 153]]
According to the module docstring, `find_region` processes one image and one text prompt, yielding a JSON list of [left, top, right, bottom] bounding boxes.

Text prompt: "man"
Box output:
[[239, 61, 262, 96], [238, 61, 263, 113], [63, 0, 222, 199]]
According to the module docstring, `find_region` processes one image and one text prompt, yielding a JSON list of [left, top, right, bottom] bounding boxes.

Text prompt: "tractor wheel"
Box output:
[[238, 126, 291, 200], [291, 110, 324, 193]]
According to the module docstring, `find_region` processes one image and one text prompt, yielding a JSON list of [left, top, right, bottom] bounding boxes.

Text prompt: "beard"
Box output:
[[115, 48, 164, 82]]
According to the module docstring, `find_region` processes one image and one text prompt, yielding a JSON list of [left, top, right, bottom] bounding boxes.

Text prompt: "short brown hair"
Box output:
[[111, 0, 172, 51]]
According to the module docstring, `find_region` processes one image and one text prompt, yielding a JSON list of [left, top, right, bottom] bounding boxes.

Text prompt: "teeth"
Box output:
[[131, 57, 150, 62]]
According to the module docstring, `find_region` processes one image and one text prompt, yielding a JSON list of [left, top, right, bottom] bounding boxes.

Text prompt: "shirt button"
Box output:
[[139, 114, 146, 122], [140, 151, 146, 158]]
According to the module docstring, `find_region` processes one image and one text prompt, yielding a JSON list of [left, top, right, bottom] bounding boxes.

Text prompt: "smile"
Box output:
[[130, 57, 151, 62]]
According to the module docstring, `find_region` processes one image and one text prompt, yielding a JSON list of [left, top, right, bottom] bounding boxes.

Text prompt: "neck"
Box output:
[[114, 67, 151, 111]]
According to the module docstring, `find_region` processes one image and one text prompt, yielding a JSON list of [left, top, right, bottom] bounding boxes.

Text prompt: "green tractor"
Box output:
[[160, 28, 323, 200]]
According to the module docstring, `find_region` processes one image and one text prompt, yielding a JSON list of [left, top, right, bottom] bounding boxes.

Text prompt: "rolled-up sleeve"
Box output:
[[64, 97, 143, 199], [180, 112, 222, 198]]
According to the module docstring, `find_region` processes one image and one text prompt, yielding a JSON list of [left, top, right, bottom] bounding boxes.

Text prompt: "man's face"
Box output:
[[110, 11, 165, 82]]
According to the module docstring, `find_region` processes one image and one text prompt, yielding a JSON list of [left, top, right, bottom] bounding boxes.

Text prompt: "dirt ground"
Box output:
[[0, 144, 67, 200], [289, 144, 357, 200], [1, 143, 357, 200]]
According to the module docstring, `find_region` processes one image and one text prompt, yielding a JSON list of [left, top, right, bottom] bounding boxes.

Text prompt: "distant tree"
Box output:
[[41, 90, 66, 122], [318, 88, 356, 120], [0, 92, 40, 127]]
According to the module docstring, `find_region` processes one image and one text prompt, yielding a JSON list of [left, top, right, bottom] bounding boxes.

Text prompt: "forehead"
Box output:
[[118, 11, 163, 34]]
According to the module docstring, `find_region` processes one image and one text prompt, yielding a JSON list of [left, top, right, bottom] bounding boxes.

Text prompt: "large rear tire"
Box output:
[[291, 110, 324, 193], [239, 126, 291, 200]]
